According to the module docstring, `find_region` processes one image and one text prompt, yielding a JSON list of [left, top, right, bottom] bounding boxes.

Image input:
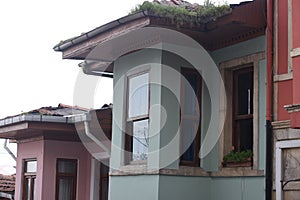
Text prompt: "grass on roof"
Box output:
[[130, 0, 231, 25]]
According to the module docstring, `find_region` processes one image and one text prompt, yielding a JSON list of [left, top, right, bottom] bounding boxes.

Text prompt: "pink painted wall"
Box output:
[[15, 139, 44, 200], [15, 139, 92, 200], [42, 140, 92, 200]]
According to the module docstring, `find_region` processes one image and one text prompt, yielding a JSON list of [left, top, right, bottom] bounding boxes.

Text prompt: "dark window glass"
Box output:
[[100, 163, 109, 200], [56, 159, 77, 200], [233, 67, 253, 152], [180, 68, 201, 166]]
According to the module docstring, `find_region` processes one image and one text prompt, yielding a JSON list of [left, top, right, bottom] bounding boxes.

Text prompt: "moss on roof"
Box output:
[[55, 0, 231, 49], [130, 0, 231, 24]]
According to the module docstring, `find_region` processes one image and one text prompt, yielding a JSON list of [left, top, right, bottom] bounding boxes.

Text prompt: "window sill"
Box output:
[[110, 163, 159, 176], [129, 160, 147, 165], [211, 168, 264, 177], [110, 165, 264, 177]]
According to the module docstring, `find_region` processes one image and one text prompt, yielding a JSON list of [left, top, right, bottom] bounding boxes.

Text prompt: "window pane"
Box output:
[[26, 161, 37, 173], [33, 178, 36, 200], [128, 73, 149, 118], [236, 70, 253, 115], [132, 119, 149, 161], [58, 160, 77, 174], [181, 119, 197, 161], [101, 178, 108, 200], [25, 178, 31, 200], [58, 178, 72, 200], [235, 119, 253, 151], [183, 73, 198, 116]]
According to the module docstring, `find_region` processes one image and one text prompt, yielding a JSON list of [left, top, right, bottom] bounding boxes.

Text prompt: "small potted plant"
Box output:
[[222, 149, 253, 167]]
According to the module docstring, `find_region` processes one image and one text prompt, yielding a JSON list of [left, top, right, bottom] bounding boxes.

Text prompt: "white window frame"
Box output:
[[275, 139, 300, 200], [125, 69, 150, 163]]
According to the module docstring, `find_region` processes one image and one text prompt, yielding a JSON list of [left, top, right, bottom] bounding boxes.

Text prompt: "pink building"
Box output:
[[0, 104, 112, 200]]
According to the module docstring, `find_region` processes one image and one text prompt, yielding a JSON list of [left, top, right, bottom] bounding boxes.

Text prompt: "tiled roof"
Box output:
[[27, 103, 88, 116], [0, 175, 15, 192], [1, 104, 88, 121]]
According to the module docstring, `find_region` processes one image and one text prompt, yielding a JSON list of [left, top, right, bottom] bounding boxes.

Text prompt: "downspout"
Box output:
[[4, 139, 16, 162], [266, 0, 273, 199], [83, 118, 110, 154]]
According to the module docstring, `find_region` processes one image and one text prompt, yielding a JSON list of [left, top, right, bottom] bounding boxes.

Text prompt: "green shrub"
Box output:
[[130, 0, 231, 25], [223, 150, 253, 163]]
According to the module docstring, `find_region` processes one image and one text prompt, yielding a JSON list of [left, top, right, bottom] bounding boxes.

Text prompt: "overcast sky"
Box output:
[[0, 0, 245, 175]]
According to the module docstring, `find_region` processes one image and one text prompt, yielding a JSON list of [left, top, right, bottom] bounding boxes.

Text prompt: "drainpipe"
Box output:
[[3, 139, 16, 162], [266, 0, 274, 199], [83, 115, 110, 154]]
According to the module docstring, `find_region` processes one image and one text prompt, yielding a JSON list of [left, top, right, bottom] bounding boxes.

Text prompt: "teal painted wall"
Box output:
[[158, 175, 265, 200], [109, 36, 267, 200], [258, 59, 266, 170], [211, 177, 265, 200], [210, 36, 266, 65], [202, 36, 267, 171], [111, 48, 163, 170], [110, 175, 159, 200], [159, 175, 211, 200]]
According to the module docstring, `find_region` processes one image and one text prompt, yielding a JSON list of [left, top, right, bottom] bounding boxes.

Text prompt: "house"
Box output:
[[271, 0, 300, 199], [0, 104, 112, 200], [54, 0, 269, 199], [0, 174, 15, 200]]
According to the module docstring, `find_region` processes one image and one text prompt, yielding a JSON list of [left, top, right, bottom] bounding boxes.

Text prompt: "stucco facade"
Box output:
[[108, 36, 267, 200], [14, 139, 92, 200]]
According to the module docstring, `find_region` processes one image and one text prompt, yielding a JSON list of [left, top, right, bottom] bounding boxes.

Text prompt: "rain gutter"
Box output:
[[0, 114, 75, 127], [83, 111, 110, 154], [3, 139, 16, 162], [53, 11, 149, 52]]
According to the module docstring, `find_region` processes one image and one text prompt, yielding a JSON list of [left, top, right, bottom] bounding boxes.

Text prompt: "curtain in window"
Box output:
[[58, 178, 72, 200]]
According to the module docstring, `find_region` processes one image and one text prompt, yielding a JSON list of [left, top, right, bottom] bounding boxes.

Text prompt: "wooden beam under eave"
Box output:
[[28, 122, 76, 133], [62, 17, 151, 60]]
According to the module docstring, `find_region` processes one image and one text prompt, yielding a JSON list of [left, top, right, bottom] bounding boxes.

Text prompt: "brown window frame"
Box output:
[[179, 67, 202, 167], [232, 66, 254, 152], [22, 159, 37, 200], [125, 70, 150, 164], [55, 159, 78, 200]]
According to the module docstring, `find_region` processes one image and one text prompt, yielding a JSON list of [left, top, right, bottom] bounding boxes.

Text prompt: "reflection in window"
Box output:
[[132, 119, 149, 161], [128, 73, 149, 119], [126, 71, 150, 162], [180, 68, 201, 166]]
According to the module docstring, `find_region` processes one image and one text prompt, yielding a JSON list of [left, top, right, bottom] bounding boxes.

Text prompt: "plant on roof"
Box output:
[[130, 0, 231, 26]]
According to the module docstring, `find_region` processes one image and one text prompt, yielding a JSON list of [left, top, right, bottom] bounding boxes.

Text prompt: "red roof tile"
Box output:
[[0, 175, 15, 192]]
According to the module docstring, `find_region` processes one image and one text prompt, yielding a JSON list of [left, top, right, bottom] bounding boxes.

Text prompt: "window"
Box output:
[[126, 71, 150, 162], [23, 160, 37, 200], [56, 159, 77, 200], [99, 163, 109, 200], [180, 68, 201, 166], [232, 67, 253, 152], [220, 53, 263, 169]]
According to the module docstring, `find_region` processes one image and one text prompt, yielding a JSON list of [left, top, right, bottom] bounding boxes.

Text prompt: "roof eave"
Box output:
[[53, 11, 150, 52]]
